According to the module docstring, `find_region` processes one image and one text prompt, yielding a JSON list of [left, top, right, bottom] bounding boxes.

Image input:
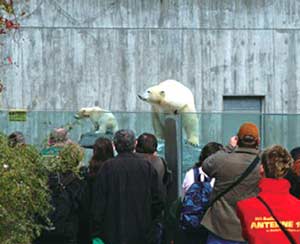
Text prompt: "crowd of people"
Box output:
[[180, 122, 300, 244], [5, 122, 300, 244]]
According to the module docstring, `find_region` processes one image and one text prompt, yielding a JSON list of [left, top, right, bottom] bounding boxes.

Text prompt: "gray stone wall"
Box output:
[[1, 0, 300, 113], [1, 0, 300, 152]]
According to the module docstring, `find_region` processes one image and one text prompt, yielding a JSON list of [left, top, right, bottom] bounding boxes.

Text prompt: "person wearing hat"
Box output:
[[237, 145, 300, 244], [201, 122, 261, 244]]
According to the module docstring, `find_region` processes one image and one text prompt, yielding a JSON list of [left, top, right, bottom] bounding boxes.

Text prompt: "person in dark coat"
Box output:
[[136, 132, 170, 200], [78, 137, 114, 244], [285, 147, 300, 198], [136, 133, 172, 244], [35, 143, 90, 244], [91, 129, 164, 244]]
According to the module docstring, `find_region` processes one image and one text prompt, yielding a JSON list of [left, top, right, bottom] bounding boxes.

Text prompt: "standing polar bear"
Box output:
[[138, 79, 199, 146], [74, 106, 118, 134]]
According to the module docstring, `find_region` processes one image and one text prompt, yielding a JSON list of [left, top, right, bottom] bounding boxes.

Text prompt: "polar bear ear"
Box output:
[[160, 90, 165, 97]]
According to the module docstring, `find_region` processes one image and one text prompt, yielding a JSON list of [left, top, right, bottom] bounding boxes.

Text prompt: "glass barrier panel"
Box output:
[[0, 111, 165, 165], [180, 113, 300, 187], [263, 114, 300, 150], [3, 110, 300, 192]]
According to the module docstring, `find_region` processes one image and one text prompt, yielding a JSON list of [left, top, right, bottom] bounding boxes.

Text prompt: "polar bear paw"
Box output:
[[186, 136, 199, 147]]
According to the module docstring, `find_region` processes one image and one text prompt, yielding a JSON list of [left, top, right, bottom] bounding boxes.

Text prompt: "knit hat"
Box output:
[[237, 122, 259, 140]]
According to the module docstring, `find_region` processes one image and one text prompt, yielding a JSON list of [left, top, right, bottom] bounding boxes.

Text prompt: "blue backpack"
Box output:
[[179, 167, 212, 232]]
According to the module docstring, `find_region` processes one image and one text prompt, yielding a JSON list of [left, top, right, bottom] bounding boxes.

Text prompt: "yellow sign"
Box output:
[[8, 109, 27, 122], [250, 216, 300, 232]]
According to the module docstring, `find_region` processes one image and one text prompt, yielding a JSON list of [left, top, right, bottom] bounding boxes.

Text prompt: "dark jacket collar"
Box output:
[[116, 151, 136, 158], [234, 147, 259, 155]]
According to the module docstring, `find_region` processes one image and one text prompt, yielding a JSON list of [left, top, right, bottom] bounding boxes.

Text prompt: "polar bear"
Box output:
[[74, 107, 118, 134], [138, 79, 199, 146]]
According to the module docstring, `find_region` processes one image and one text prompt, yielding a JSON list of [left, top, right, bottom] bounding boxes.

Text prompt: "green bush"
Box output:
[[0, 134, 51, 244], [42, 143, 84, 175]]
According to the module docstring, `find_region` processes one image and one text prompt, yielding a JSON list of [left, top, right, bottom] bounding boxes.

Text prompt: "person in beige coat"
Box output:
[[201, 122, 261, 244]]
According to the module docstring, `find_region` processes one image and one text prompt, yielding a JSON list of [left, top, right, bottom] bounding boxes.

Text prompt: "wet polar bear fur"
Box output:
[[74, 107, 118, 134], [138, 79, 199, 146]]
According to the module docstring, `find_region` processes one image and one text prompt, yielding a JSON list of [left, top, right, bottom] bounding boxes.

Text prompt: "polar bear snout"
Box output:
[[74, 109, 91, 119], [138, 90, 152, 101], [74, 113, 81, 119], [74, 111, 87, 119], [138, 94, 147, 101]]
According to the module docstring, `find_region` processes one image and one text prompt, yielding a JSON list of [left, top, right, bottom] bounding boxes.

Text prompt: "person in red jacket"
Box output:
[[237, 145, 300, 244]]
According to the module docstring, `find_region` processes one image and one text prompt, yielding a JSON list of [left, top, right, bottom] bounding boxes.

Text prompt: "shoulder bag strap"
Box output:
[[207, 155, 260, 209], [160, 157, 168, 172], [61, 173, 77, 188], [193, 167, 200, 183], [257, 196, 296, 244], [56, 172, 64, 189], [160, 157, 173, 185]]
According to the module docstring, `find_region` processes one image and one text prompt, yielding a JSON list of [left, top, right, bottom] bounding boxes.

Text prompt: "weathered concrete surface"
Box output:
[[1, 0, 300, 151], [1, 0, 300, 113], [14, 0, 300, 29]]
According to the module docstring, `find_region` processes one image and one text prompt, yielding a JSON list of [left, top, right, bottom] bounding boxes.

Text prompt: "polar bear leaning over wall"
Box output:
[[138, 79, 199, 146]]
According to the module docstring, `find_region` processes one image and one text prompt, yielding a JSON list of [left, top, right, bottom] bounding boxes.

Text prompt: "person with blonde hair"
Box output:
[[237, 145, 300, 244]]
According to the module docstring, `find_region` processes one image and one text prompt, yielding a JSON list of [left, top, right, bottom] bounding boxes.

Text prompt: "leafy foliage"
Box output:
[[42, 143, 84, 175], [0, 0, 20, 35], [0, 0, 27, 91], [0, 133, 51, 244]]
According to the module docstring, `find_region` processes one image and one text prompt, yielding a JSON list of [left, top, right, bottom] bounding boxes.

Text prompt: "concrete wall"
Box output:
[[2, 0, 300, 153], [1, 0, 300, 113]]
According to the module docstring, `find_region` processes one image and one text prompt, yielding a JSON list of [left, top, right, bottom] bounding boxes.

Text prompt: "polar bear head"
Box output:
[[138, 85, 166, 105], [74, 107, 103, 119]]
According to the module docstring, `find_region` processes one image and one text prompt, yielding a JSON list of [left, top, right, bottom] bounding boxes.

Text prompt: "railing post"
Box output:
[[164, 115, 182, 204]]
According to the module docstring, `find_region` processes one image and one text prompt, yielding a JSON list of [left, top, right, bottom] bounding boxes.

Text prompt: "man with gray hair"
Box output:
[[91, 129, 163, 244], [113, 129, 136, 153]]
